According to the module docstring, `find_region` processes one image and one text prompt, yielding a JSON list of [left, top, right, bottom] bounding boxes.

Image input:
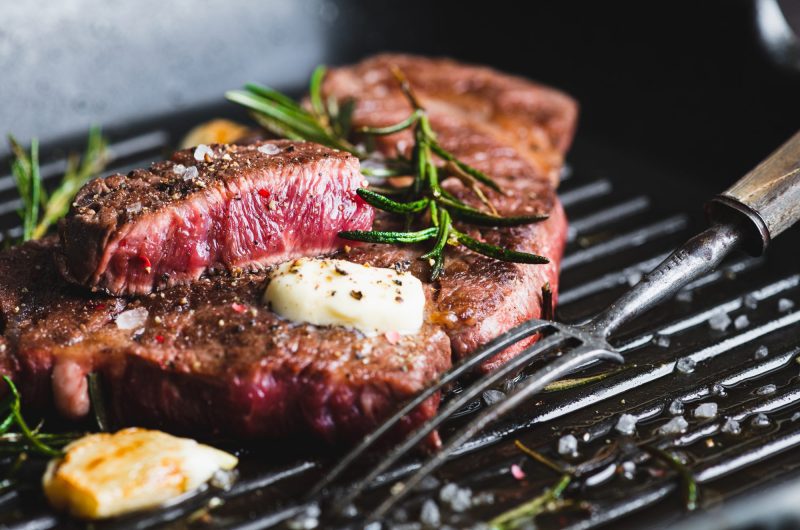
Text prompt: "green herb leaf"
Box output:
[[455, 231, 549, 264], [356, 188, 429, 214], [338, 227, 438, 244]]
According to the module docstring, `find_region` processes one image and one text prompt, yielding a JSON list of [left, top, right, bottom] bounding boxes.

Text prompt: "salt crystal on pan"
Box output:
[[778, 298, 795, 312], [182, 165, 199, 181], [743, 293, 759, 309], [669, 399, 684, 415], [694, 402, 718, 419], [756, 384, 777, 396], [658, 415, 689, 435], [482, 389, 506, 406], [258, 143, 281, 155], [627, 271, 643, 286], [721, 418, 741, 435], [751, 413, 771, 428], [754, 345, 769, 360], [172, 163, 187, 175], [676, 289, 693, 303], [653, 334, 671, 348], [558, 434, 578, 456], [115, 307, 148, 330], [708, 311, 732, 331], [711, 383, 727, 397], [621, 461, 636, 479], [676, 357, 696, 374], [420, 499, 440, 527], [439, 483, 472, 512], [733, 315, 749, 330], [615, 414, 638, 435], [194, 144, 214, 161]]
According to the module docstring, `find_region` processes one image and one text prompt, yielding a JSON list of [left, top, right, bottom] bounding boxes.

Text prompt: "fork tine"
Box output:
[[367, 344, 625, 522], [329, 330, 569, 513], [306, 318, 554, 499]]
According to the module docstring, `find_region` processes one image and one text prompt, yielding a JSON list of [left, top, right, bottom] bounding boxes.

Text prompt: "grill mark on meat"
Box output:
[[58, 141, 374, 296]]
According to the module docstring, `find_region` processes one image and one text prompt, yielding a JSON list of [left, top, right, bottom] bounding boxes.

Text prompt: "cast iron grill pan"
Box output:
[[1, 108, 799, 530]]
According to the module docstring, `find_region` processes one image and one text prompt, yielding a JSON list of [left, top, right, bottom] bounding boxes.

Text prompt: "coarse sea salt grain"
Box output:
[[125, 202, 142, 215], [419, 499, 440, 527], [676, 357, 696, 374], [734, 315, 749, 330], [694, 402, 718, 419], [653, 334, 671, 348], [173, 163, 187, 175], [721, 418, 741, 435], [182, 166, 199, 181], [115, 307, 148, 330], [743, 293, 759, 309], [778, 298, 795, 312], [751, 413, 770, 428], [708, 311, 732, 331], [754, 345, 769, 360], [711, 383, 727, 397], [439, 483, 472, 512], [669, 399, 684, 415], [756, 384, 777, 396], [676, 289, 693, 303], [558, 434, 578, 456], [193, 144, 214, 161], [658, 415, 689, 435], [258, 143, 281, 155], [482, 389, 506, 406], [615, 414, 638, 435]]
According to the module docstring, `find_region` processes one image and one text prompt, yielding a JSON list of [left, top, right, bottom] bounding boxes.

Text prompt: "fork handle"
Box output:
[[707, 130, 800, 254], [590, 131, 800, 337]]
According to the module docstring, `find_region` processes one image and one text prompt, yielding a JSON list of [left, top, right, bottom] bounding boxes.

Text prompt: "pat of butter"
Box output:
[[264, 258, 425, 336], [43, 428, 237, 519]]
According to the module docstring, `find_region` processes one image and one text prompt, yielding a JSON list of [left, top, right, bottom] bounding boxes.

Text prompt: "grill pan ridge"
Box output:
[[1, 112, 800, 529]]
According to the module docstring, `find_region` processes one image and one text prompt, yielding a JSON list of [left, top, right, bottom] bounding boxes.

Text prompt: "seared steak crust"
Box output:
[[2, 238, 449, 446], [58, 141, 374, 296]]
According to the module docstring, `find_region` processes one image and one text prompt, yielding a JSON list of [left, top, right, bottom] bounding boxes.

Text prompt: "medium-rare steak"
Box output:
[[0, 54, 576, 445], [323, 54, 575, 370], [58, 140, 374, 296], [0, 238, 450, 446]]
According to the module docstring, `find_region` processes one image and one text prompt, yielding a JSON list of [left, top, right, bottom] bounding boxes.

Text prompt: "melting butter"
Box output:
[[264, 258, 424, 336], [43, 428, 237, 519]]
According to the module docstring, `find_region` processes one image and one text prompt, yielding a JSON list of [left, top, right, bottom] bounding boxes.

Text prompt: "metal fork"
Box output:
[[306, 130, 800, 525]]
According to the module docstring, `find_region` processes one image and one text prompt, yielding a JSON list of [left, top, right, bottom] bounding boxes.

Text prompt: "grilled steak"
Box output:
[[1, 238, 450, 446], [323, 54, 575, 369], [0, 54, 576, 445], [58, 141, 374, 296]]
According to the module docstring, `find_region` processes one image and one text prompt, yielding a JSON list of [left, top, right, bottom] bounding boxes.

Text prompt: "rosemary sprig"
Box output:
[[0, 376, 78, 457], [227, 66, 551, 280], [225, 66, 360, 156], [642, 445, 698, 511], [490, 474, 572, 530], [8, 127, 108, 242]]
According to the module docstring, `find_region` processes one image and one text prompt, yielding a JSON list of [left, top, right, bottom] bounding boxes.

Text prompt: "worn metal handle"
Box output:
[[708, 130, 800, 254]]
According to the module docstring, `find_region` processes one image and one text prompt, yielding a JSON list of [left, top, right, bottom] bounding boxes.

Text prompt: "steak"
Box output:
[[0, 54, 576, 445], [58, 140, 374, 296], [0, 238, 450, 446], [323, 54, 575, 369]]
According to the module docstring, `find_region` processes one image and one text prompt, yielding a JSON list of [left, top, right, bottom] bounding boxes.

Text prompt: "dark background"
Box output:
[[2, 0, 798, 198]]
